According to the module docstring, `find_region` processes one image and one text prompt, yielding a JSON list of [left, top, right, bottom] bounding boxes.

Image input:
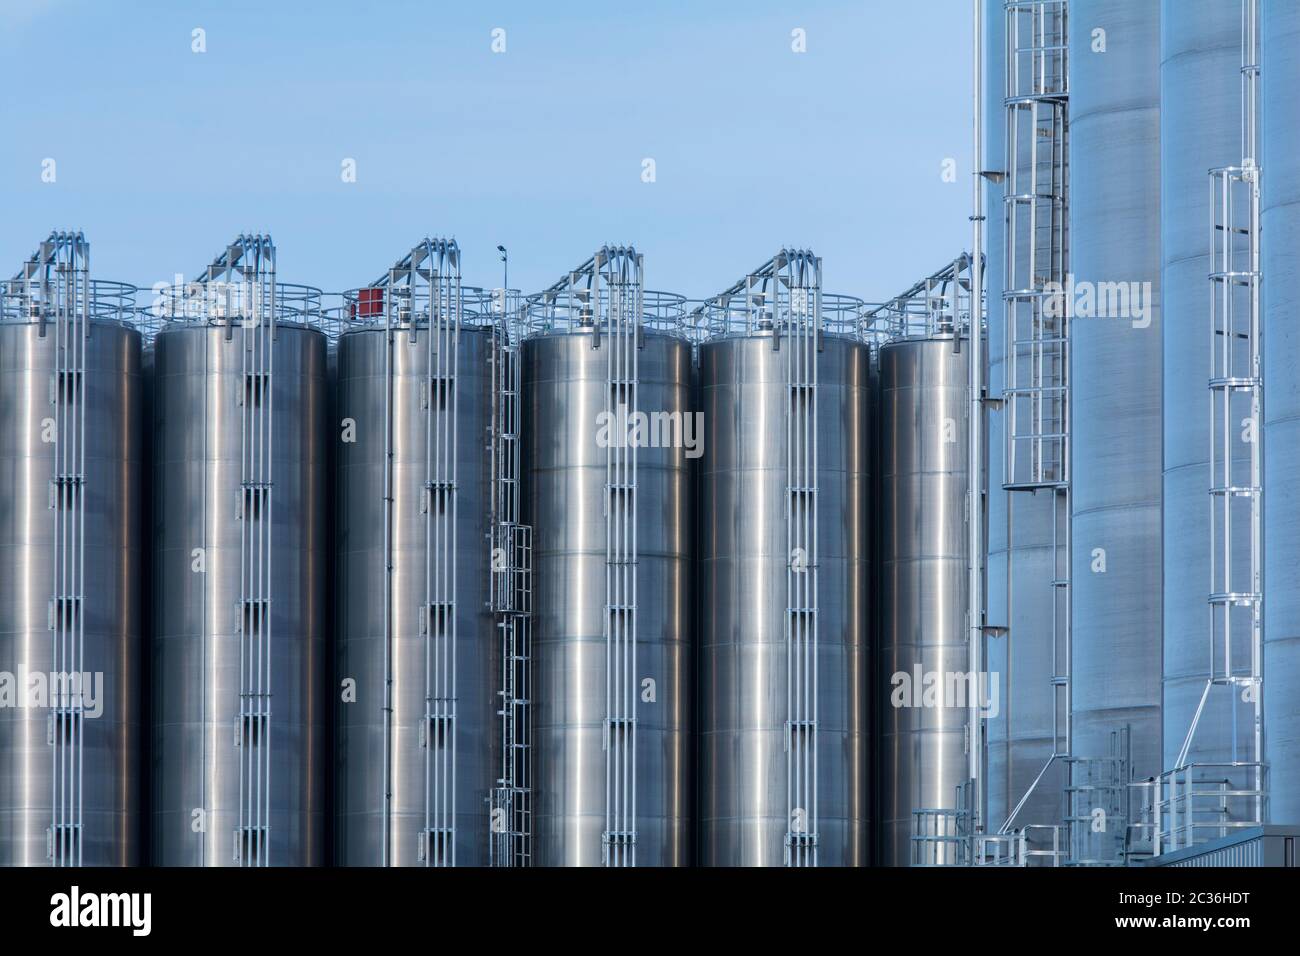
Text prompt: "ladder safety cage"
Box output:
[[525, 247, 646, 866], [700, 249, 824, 867], [1203, 0, 1265, 829], [1149, 0, 1267, 855], [1002, 0, 1069, 492], [483, 284, 534, 868], [999, 0, 1074, 853]]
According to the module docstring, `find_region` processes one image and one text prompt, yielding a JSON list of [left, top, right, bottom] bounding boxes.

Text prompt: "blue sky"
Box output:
[[0, 0, 973, 303]]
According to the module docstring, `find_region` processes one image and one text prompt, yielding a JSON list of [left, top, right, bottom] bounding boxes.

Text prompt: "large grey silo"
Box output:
[[523, 261, 692, 867], [0, 246, 142, 867], [1262, 0, 1300, 826], [1067, 0, 1163, 789], [150, 245, 328, 866], [877, 332, 968, 866], [333, 269, 502, 866], [698, 327, 870, 867]]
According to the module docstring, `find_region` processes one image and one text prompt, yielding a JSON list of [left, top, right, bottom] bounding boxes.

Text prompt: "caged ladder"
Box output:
[[599, 247, 644, 867], [774, 251, 822, 868], [488, 285, 534, 868], [1141, 0, 1268, 858], [16, 233, 93, 866], [1001, 0, 1073, 858], [1199, 0, 1266, 836]]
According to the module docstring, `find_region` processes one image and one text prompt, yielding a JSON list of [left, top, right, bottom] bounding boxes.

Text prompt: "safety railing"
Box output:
[[912, 809, 970, 867], [523, 282, 684, 338], [1131, 762, 1268, 859], [864, 253, 977, 341], [1064, 730, 1129, 867]]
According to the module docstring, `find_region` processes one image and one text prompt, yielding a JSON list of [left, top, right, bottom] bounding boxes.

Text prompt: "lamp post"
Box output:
[[497, 245, 508, 311]]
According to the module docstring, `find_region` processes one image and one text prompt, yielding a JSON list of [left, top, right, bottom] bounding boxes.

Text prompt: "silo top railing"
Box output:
[[0, 277, 138, 328], [523, 287, 686, 338], [824, 293, 884, 343], [139, 281, 324, 344], [690, 291, 880, 344], [868, 253, 983, 342], [337, 284, 513, 331], [332, 285, 525, 351]]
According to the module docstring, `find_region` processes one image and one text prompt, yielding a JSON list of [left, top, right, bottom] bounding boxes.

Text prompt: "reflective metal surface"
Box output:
[[1068, 0, 1163, 779], [697, 331, 869, 867], [523, 328, 691, 866], [1160, 0, 1246, 774], [334, 324, 497, 865], [1262, 0, 1300, 825], [0, 320, 142, 867], [878, 335, 967, 866], [151, 323, 328, 865]]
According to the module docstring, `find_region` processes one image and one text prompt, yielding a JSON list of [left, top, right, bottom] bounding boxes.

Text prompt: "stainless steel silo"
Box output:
[[1159, 0, 1250, 783], [0, 235, 142, 866], [875, 301, 970, 867], [523, 250, 691, 866], [334, 243, 503, 866], [697, 273, 870, 867], [1262, 0, 1300, 826], [150, 237, 328, 865], [985, 0, 1067, 853], [1064, 1, 1163, 830]]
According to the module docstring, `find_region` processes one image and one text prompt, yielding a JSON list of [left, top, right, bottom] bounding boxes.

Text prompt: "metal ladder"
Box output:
[[1000, 0, 1072, 843], [489, 287, 535, 867], [1151, 0, 1267, 854], [393, 240, 463, 867], [216, 236, 278, 867], [1202, 0, 1264, 824], [24, 233, 91, 867], [777, 251, 821, 867], [600, 247, 643, 867]]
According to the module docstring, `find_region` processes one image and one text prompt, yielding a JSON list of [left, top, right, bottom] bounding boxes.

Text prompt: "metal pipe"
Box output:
[[969, 0, 987, 839]]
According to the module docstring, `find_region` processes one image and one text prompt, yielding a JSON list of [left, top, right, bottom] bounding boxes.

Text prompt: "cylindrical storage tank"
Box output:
[[1067, 0, 1163, 782], [524, 300, 691, 866], [877, 334, 967, 866], [1262, 1, 1300, 825], [985, 0, 1066, 847], [151, 292, 328, 865], [0, 280, 142, 866], [698, 326, 869, 867], [334, 295, 498, 865], [1160, 0, 1247, 777]]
